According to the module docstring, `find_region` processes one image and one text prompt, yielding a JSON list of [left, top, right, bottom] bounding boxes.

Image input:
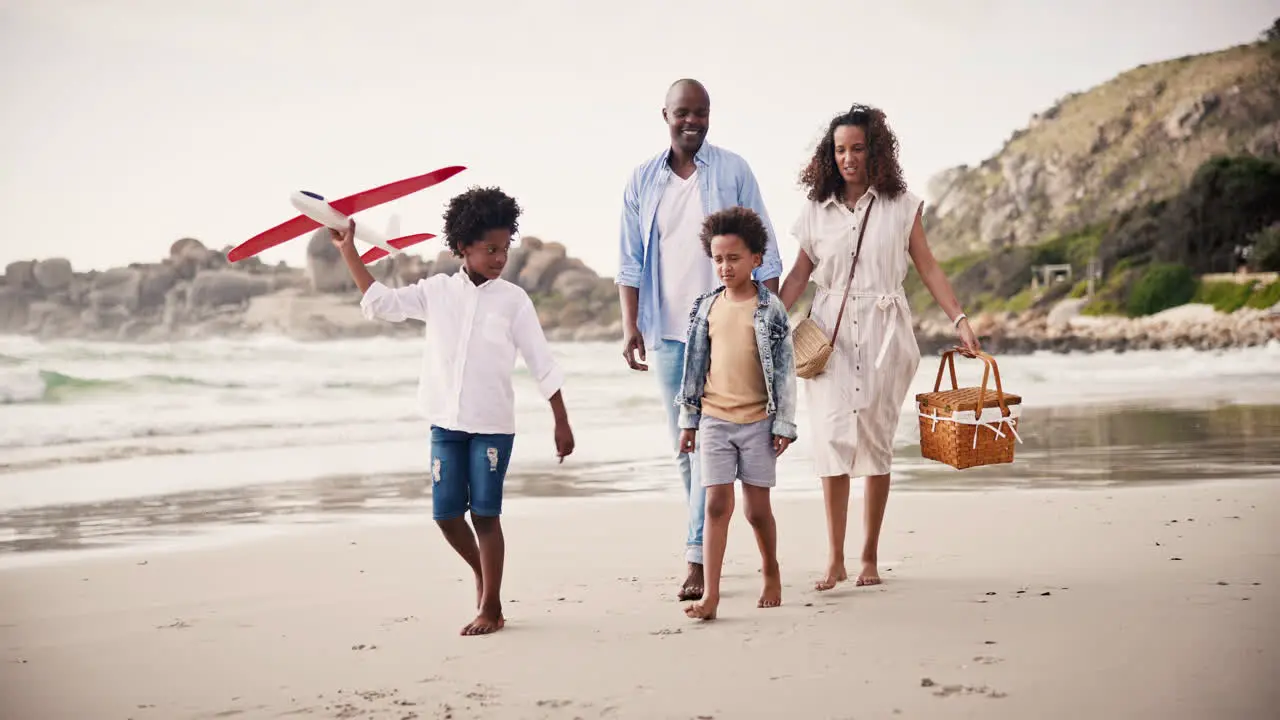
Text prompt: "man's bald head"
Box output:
[[665, 78, 710, 108], [662, 79, 711, 157]]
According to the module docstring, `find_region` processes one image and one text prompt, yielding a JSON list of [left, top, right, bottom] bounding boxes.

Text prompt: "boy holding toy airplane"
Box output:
[[331, 185, 575, 637]]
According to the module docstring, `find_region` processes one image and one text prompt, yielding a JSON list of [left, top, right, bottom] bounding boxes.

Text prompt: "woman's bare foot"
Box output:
[[684, 597, 718, 621], [758, 565, 782, 608], [461, 611, 505, 636], [855, 561, 881, 586], [677, 562, 704, 601], [814, 562, 848, 592]]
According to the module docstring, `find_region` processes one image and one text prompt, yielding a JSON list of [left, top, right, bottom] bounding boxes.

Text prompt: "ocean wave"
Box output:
[[0, 366, 423, 405]]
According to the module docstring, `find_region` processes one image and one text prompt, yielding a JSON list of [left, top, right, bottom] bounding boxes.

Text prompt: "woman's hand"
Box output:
[[957, 317, 982, 356]]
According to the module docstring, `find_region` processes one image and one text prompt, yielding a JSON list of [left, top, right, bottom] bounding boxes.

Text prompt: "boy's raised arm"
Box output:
[[331, 221, 429, 323]]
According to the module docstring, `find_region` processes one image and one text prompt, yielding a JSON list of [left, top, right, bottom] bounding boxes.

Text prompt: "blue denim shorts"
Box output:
[[429, 425, 516, 521]]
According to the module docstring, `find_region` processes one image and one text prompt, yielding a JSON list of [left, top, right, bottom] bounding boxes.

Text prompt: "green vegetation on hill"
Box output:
[[911, 153, 1280, 318], [923, 38, 1280, 261]]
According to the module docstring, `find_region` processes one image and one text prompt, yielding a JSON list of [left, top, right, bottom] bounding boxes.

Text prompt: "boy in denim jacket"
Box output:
[[674, 206, 798, 620]]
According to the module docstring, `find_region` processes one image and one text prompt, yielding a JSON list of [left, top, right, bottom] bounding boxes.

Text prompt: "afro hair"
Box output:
[[699, 205, 769, 257], [441, 186, 522, 257]]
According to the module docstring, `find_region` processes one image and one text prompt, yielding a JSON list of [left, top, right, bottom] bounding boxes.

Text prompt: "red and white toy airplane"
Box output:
[[226, 165, 467, 265]]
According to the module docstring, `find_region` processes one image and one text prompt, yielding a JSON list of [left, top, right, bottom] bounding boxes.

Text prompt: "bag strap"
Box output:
[[829, 195, 876, 345]]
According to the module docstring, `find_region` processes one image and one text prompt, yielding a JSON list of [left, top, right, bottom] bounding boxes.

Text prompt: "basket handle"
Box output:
[[931, 348, 960, 392], [932, 347, 1011, 417]]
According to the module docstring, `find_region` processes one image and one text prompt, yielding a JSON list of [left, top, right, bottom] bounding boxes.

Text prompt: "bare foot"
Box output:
[[461, 611, 505, 636], [855, 561, 881, 586], [678, 562, 704, 601], [758, 565, 782, 608], [814, 562, 848, 592], [684, 597, 718, 621]]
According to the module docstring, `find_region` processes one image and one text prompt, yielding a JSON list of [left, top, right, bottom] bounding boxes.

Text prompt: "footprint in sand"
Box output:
[[921, 678, 1007, 699]]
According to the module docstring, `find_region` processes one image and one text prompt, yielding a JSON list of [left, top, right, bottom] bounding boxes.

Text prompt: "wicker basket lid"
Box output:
[[916, 386, 1022, 412]]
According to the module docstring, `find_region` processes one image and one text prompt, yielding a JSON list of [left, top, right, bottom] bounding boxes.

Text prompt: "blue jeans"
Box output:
[[429, 425, 515, 521], [654, 338, 704, 564]]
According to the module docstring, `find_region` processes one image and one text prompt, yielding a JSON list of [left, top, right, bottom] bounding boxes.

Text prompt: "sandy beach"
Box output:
[[2, 478, 1277, 720]]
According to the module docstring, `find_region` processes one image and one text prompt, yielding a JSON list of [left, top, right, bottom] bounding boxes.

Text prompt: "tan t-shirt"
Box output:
[[701, 290, 768, 424]]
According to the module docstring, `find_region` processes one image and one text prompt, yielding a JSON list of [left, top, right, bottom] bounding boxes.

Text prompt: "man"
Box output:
[[615, 78, 783, 601]]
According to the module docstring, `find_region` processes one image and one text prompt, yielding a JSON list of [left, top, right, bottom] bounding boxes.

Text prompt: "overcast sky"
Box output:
[[1, 0, 1276, 276]]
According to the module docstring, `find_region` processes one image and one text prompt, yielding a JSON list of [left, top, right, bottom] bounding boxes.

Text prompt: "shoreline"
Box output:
[[0, 469, 1270, 572], [2, 478, 1276, 719]]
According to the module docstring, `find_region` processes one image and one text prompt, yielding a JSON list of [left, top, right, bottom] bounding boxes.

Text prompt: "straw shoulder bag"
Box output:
[[793, 196, 876, 380]]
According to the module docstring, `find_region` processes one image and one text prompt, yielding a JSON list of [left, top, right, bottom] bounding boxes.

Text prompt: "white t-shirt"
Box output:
[[656, 169, 715, 342]]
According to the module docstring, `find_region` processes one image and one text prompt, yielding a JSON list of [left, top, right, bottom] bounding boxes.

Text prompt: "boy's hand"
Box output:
[[679, 429, 696, 454], [554, 421, 575, 463], [329, 219, 356, 251], [772, 435, 792, 457]]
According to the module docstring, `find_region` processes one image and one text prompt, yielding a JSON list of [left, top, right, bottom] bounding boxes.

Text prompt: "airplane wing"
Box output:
[[225, 165, 466, 263], [327, 165, 465, 216], [226, 214, 321, 263], [360, 233, 435, 264]]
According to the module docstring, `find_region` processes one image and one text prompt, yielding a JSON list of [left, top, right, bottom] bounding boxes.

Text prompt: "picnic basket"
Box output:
[[915, 349, 1023, 470]]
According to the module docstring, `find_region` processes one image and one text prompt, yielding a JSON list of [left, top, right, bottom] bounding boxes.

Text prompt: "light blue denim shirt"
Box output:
[[615, 143, 783, 349], [674, 282, 798, 440]]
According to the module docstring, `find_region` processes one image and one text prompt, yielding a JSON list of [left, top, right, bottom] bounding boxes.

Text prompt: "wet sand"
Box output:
[[2, 479, 1277, 720], [5, 400, 1280, 559]]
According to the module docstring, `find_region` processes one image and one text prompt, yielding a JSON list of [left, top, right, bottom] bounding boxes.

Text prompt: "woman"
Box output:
[[779, 104, 980, 591]]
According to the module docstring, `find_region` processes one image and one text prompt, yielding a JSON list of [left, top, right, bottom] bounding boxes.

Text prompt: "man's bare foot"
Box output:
[[814, 562, 848, 592], [758, 565, 782, 608], [678, 562, 704, 601], [855, 561, 881, 586], [684, 597, 718, 621], [461, 611, 505, 636]]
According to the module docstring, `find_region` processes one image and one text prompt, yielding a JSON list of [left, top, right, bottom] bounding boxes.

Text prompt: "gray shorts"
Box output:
[[699, 415, 776, 488]]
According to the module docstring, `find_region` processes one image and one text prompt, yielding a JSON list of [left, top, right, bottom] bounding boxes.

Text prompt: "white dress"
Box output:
[[790, 186, 923, 478]]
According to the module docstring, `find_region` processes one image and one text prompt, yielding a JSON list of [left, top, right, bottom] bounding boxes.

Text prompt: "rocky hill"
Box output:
[[924, 38, 1280, 260], [0, 231, 622, 343], [899, 26, 1280, 353]]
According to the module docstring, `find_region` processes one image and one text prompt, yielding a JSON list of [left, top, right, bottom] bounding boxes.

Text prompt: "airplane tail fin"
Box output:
[[361, 233, 434, 265]]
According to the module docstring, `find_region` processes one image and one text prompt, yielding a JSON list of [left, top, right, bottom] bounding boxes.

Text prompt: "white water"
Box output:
[[1, 334, 1279, 513]]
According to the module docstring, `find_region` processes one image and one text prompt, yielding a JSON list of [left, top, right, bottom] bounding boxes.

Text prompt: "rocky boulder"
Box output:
[[32, 258, 73, 293], [306, 229, 354, 293], [188, 269, 274, 309], [5, 260, 36, 290], [170, 237, 213, 280], [87, 268, 142, 313]]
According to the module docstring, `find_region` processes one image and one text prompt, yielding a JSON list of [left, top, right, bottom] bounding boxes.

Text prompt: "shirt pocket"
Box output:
[[712, 184, 738, 211], [480, 312, 510, 345]]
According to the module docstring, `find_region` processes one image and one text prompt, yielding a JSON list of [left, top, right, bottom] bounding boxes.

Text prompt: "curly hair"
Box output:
[[441, 186, 522, 257], [798, 103, 907, 202], [700, 205, 769, 257]]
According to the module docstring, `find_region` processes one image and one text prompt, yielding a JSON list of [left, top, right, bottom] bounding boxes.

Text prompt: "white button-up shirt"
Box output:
[[360, 272, 565, 435]]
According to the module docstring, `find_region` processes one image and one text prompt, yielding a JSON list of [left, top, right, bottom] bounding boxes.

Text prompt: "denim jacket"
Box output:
[[674, 282, 798, 439], [615, 143, 784, 349]]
